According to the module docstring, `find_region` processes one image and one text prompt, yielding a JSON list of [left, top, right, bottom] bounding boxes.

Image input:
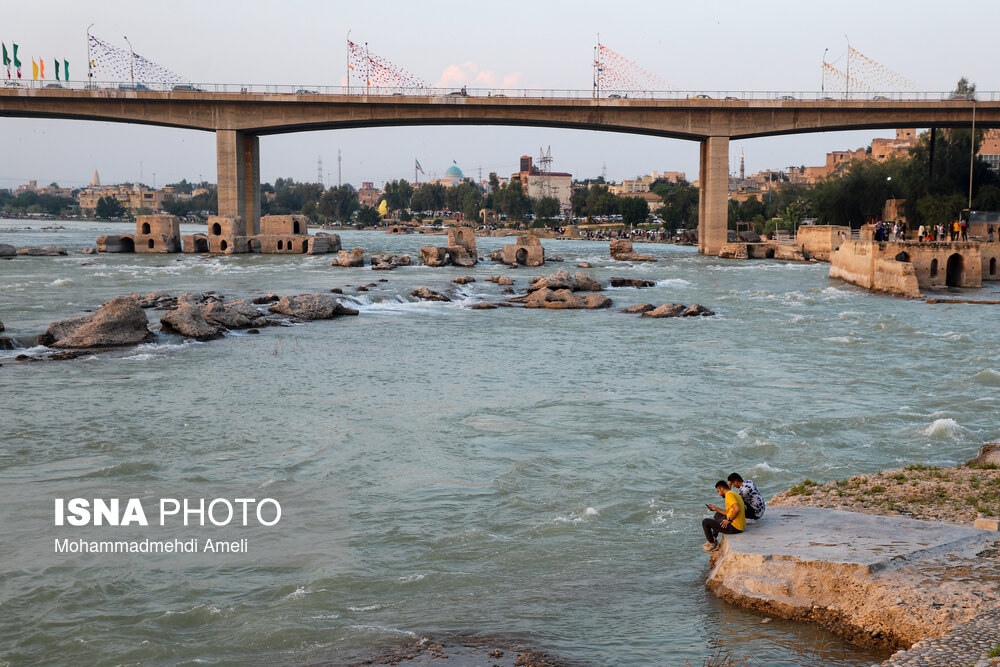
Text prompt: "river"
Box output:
[[3, 219, 998, 666]]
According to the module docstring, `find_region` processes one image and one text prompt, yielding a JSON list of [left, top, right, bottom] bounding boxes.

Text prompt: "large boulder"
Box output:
[[44, 296, 154, 348], [133, 290, 177, 309], [528, 269, 602, 292], [523, 288, 610, 310], [268, 294, 359, 319], [610, 277, 656, 288], [370, 254, 411, 270], [452, 275, 476, 284], [0, 244, 16, 257], [332, 248, 364, 267], [682, 304, 715, 317], [446, 246, 476, 267], [641, 303, 686, 318], [486, 275, 514, 285], [622, 303, 656, 314], [18, 246, 68, 256], [202, 300, 268, 329], [160, 303, 225, 341], [410, 286, 451, 302], [609, 239, 656, 262], [420, 246, 448, 267]]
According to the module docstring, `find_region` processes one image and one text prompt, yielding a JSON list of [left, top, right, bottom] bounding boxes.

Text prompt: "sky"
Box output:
[[1, 0, 997, 191]]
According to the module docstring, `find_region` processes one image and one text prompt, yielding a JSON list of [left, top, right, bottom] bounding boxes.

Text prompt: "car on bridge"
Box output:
[[688, 94, 713, 100], [172, 84, 204, 92], [118, 83, 151, 91]]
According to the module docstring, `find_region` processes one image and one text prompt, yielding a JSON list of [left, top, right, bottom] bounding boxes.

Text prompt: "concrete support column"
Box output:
[[698, 136, 730, 255], [216, 130, 261, 236]]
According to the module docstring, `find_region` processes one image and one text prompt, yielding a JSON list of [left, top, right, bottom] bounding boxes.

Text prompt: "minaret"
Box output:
[[90, 169, 100, 187], [739, 150, 745, 181]]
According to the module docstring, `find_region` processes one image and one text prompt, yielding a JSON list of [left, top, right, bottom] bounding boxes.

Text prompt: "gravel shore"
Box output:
[[770, 461, 1000, 525]]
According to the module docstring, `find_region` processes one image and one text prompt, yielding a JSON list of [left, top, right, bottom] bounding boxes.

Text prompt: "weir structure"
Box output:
[[2, 87, 998, 255]]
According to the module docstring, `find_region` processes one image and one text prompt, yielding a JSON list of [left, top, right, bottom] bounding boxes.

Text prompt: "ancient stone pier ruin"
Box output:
[[499, 235, 545, 267], [420, 227, 478, 267], [97, 214, 340, 255], [830, 240, 996, 297]]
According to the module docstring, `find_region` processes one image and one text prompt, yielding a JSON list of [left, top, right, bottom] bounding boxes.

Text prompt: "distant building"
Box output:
[[980, 129, 1000, 172], [77, 182, 170, 214], [510, 155, 572, 205], [358, 181, 381, 207], [610, 170, 685, 196], [15, 180, 75, 199]]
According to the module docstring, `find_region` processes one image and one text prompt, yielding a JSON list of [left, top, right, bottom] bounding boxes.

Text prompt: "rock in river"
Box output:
[[268, 293, 359, 320], [41, 296, 154, 348], [410, 286, 451, 302], [160, 303, 225, 341]]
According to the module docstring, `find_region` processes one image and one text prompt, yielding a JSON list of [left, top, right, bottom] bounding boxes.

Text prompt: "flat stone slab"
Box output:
[[729, 507, 986, 572]]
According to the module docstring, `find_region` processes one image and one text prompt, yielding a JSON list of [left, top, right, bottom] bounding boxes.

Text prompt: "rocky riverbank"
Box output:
[[706, 447, 1000, 666]]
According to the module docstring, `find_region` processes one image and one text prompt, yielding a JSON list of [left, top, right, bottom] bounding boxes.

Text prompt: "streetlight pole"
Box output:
[[86, 23, 94, 88], [123, 35, 134, 85]]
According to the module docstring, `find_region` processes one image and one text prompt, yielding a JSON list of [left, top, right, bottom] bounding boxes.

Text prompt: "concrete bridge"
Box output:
[[2, 86, 998, 255]]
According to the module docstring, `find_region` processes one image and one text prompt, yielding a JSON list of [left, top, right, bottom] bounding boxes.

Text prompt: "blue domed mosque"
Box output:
[[438, 161, 465, 187]]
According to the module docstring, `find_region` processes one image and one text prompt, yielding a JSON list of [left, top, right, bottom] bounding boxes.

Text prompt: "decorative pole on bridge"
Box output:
[[123, 35, 134, 85], [86, 23, 94, 88]]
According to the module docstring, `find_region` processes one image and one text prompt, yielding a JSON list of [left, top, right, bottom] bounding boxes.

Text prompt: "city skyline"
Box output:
[[1, 0, 997, 189]]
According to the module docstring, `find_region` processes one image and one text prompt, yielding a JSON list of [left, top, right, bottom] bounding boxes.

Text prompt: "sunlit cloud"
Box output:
[[434, 62, 525, 89]]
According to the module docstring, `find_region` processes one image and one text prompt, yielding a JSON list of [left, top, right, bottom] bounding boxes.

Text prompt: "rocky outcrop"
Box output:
[[622, 303, 656, 314], [160, 303, 225, 341], [370, 254, 411, 270], [132, 290, 177, 309], [410, 287, 451, 302], [577, 262, 592, 268], [609, 239, 656, 262], [41, 296, 154, 348], [252, 293, 280, 305], [332, 248, 364, 267], [471, 302, 497, 309], [420, 246, 448, 267], [268, 294, 359, 319], [0, 243, 15, 257], [486, 275, 514, 285], [527, 270, 602, 292], [639, 303, 715, 318], [202, 300, 268, 330], [523, 288, 612, 310], [446, 246, 476, 267], [641, 303, 685, 318], [452, 275, 476, 284], [610, 277, 656, 288], [18, 246, 68, 256]]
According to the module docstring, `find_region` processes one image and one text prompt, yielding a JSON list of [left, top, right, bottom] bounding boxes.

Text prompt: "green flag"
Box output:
[[55, 59, 60, 81], [2, 44, 9, 67], [12, 43, 21, 68], [64, 59, 69, 80]]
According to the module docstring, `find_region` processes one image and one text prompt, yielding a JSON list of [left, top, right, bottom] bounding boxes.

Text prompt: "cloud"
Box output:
[[434, 61, 525, 90]]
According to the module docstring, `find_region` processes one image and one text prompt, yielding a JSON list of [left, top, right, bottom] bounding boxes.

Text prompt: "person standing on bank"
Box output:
[[702, 480, 746, 552], [728, 473, 766, 520]]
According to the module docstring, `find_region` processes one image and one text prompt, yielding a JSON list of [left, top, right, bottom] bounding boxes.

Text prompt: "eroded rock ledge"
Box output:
[[705, 506, 999, 659]]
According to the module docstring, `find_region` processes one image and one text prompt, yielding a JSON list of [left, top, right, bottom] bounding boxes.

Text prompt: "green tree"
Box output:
[[410, 183, 445, 212], [620, 196, 650, 226], [95, 195, 126, 219], [383, 179, 414, 211], [533, 195, 560, 221], [356, 205, 380, 225], [494, 180, 531, 221], [915, 193, 966, 225], [319, 184, 359, 221]]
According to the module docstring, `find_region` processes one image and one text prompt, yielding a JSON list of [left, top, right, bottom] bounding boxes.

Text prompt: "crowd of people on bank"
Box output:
[[872, 219, 999, 243], [700, 473, 766, 552]]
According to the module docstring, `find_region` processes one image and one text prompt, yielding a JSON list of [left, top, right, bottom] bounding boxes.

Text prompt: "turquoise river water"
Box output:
[[2, 220, 999, 666]]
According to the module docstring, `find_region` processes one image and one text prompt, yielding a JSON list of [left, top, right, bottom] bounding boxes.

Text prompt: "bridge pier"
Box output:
[[698, 136, 729, 255], [216, 130, 261, 236]]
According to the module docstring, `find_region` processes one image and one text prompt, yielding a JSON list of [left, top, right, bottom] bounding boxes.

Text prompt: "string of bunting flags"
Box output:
[[88, 34, 183, 84], [348, 40, 426, 89], [596, 43, 676, 92]]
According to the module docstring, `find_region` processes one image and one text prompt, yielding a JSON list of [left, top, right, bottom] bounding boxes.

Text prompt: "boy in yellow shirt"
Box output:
[[702, 480, 746, 552]]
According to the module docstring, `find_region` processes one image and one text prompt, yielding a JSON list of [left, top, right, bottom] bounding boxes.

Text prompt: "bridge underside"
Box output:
[[2, 90, 998, 255]]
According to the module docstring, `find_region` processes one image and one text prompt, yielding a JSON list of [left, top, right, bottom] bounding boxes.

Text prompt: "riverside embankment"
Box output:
[[707, 455, 1000, 666]]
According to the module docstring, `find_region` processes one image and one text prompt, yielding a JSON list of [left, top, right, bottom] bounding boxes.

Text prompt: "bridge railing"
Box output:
[[3, 79, 998, 101]]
